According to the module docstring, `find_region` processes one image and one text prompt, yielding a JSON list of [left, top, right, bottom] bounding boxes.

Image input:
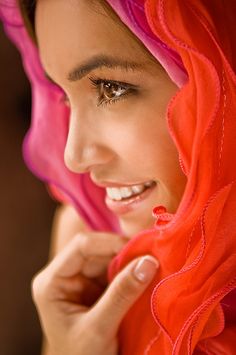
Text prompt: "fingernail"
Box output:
[[133, 256, 159, 283]]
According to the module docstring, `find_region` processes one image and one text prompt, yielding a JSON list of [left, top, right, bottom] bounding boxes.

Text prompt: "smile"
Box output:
[[106, 181, 155, 201], [105, 180, 157, 215]]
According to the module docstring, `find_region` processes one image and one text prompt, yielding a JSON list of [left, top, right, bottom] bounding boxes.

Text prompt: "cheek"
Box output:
[[135, 120, 180, 179], [125, 87, 181, 180], [100, 102, 179, 178]]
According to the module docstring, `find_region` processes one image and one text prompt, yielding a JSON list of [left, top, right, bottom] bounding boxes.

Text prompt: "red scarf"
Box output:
[[108, 1, 236, 353]]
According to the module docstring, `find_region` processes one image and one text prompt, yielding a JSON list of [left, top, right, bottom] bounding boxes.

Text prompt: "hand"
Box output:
[[32, 232, 159, 355]]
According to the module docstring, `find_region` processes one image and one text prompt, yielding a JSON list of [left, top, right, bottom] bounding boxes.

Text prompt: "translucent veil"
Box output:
[[1, 0, 236, 353]]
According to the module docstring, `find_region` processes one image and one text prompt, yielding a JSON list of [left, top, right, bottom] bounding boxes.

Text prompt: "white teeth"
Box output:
[[106, 181, 155, 201], [111, 188, 122, 200], [120, 187, 134, 198], [131, 185, 145, 194], [107, 187, 133, 200]]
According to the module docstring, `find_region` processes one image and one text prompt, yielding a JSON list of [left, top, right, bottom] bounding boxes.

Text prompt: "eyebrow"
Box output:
[[44, 54, 145, 84]]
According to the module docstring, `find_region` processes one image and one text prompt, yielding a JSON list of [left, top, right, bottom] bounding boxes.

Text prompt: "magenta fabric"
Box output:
[[0, 0, 120, 232], [107, 0, 188, 87], [1, 0, 235, 352]]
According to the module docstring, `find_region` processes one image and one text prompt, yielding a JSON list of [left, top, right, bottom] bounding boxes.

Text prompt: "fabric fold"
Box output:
[[1, 0, 236, 353]]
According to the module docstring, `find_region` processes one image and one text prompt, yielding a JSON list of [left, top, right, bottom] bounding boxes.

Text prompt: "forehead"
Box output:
[[35, 0, 149, 80]]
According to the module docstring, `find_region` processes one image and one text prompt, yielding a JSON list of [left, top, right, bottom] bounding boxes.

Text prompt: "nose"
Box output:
[[64, 110, 113, 174]]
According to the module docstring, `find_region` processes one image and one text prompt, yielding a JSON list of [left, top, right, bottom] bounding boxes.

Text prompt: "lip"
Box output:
[[105, 182, 157, 215]]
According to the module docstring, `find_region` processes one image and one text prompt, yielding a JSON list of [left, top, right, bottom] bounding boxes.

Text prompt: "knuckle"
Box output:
[[31, 272, 43, 303], [77, 232, 93, 257], [31, 269, 51, 305]]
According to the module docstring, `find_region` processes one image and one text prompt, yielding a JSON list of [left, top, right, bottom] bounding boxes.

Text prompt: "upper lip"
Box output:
[[91, 177, 153, 188]]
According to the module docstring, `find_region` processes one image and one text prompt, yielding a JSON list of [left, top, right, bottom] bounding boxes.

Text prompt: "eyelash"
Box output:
[[90, 76, 137, 107], [62, 76, 137, 108]]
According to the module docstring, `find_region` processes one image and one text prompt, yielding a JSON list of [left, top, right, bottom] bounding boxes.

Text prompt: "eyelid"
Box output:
[[88, 75, 139, 89], [60, 76, 139, 107], [89, 76, 138, 107]]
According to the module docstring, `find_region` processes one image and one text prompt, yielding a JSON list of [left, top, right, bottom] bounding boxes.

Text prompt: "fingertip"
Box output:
[[133, 255, 159, 283]]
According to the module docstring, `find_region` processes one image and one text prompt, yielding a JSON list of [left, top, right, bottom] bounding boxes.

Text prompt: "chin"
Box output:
[[119, 216, 155, 239]]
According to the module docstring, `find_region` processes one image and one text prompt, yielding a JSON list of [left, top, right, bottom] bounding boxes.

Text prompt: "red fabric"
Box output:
[[108, 1, 236, 354], [2, 0, 235, 353]]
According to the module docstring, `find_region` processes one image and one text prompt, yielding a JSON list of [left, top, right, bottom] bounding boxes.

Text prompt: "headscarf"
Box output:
[[1, 0, 236, 354]]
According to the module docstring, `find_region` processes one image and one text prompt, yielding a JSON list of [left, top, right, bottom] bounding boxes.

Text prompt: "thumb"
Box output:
[[90, 255, 159, 335]]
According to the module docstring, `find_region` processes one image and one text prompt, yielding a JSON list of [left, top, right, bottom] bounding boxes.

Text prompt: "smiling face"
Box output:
[[35, 0, 187, 237]]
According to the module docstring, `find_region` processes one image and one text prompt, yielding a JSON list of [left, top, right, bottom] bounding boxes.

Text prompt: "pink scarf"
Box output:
[[1, 1, 236, 353]]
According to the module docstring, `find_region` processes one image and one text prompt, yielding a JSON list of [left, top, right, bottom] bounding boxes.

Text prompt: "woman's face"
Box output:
[[35, 0, 187, 237]]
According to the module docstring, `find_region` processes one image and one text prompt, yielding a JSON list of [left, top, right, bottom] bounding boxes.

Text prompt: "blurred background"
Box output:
[[0, 22, 57, 355]]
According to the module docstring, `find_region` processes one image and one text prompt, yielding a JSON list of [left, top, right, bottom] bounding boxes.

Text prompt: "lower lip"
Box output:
[[105, 183, 157, 215]]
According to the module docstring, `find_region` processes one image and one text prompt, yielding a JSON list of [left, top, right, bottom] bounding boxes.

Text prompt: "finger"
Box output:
[[32, 264, 104, 312], [75, 231, 128, 257], [47, 232, 127, 279], [58, 274, 104, 307], [82, 255, 115, 288], [47, 235, 86, 278], [89, 255, 159, 335], [32, 231, 127, 307], [82, 255, 112, 278]]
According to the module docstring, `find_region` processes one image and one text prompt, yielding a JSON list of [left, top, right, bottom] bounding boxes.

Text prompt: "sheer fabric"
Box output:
[[1, 0, 236, 353]]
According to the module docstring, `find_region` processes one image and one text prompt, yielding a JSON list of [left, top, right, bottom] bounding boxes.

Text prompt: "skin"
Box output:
[[35, 0, 187, 238], [32, 1, 187, 354], [33, 228, 159, 355]]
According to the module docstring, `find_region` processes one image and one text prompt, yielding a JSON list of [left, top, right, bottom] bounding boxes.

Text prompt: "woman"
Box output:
[[1, 0, 236, 354]]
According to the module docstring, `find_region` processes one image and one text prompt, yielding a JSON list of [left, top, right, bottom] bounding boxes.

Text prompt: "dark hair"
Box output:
[[18, 0, 36, 42]]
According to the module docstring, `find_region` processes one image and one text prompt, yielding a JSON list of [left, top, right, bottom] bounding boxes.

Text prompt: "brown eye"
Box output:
[[102, 82, 127, 100], [89, 76, 137, 107]]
